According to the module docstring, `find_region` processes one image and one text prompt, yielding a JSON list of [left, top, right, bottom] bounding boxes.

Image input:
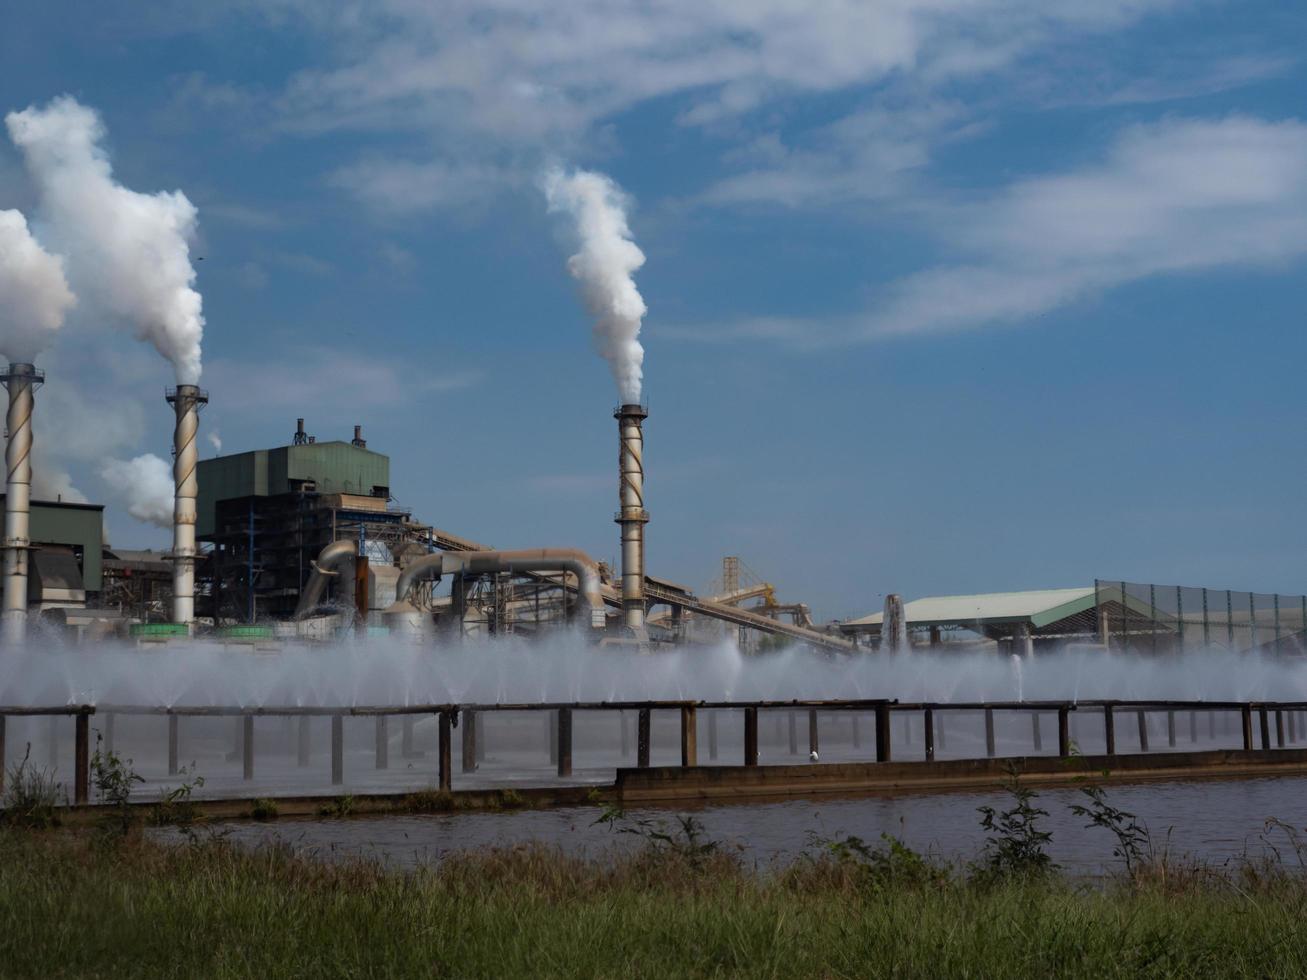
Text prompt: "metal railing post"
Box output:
[[438, 711, 452, 792], [557, 707, 573, 777], [331, 714, 344, 786], [743, 707, 759, 766], [375, 716, 389, 771], [168, 714, 179, 776], [875, 705, 891, 763], [243, 715, 255, 780], [74, 711, 90, 805], [637, 708, 651, 768], [680, 706, 697, 767]]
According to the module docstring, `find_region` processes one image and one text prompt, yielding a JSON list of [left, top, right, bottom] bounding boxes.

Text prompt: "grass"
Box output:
[[1, 824, 1306, 978]]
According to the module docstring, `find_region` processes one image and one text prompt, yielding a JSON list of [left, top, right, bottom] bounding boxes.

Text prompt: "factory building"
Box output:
[[198, 419, 433, 623], [0, 496, 103, 612]]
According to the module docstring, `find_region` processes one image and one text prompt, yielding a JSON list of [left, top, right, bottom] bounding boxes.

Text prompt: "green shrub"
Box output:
[[0, 745, 62, 829]]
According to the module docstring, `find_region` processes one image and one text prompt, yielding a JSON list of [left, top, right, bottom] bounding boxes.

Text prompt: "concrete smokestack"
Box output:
[[883, 594, 908, 653], [614, 404, 649, 635], [166, 384, 208, 626], [1, 363, 41, 644]]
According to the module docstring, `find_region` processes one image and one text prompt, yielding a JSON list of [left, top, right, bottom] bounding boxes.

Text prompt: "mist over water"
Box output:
[[1, 634, 1302, 709]]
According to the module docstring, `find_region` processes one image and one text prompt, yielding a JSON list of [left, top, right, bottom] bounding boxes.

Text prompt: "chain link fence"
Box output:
[[1096, 580, 1307, 654]]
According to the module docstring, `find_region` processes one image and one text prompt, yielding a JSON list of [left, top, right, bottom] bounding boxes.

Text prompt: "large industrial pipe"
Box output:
[[614, 404, 648, 635], [166, 384, 208, 626], [293, 539, 358, 620], [391, 548, 605, 627], [1, 363, 41, 644]]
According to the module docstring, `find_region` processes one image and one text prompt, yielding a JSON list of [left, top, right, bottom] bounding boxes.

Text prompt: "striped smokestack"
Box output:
[[614, 403, 649, 635], [1, 363, 40, 644], [166, 384, 208, 626]]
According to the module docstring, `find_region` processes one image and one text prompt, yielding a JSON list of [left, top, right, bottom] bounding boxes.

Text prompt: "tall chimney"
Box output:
[[614, 404, 649, 635], [166, 384, 208, 626], [294, 418, 307, 445], [352, 425, 366, 449], [1, 363, 41, 644]]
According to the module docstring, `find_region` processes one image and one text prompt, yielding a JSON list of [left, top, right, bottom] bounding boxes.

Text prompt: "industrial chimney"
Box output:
[[166, 384, 208, 627], [1, 363, 41, 644], [614, 404, 649, 636]]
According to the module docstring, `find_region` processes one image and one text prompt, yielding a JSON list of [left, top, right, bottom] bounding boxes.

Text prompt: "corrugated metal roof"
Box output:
[[846, 587, 1096, 629]]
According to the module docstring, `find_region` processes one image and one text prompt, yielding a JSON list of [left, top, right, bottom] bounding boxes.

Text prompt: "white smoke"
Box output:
[[543, 168, 647, 404], [207, 430, 222, 455], [5, 96, 205, 383], [31, 452, 88, 504], [0, 209, 75, 363], [99, 454, 173, 528]]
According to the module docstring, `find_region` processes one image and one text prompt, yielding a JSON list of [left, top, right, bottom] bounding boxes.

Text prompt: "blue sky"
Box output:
[[1, 1, 1306, 619]]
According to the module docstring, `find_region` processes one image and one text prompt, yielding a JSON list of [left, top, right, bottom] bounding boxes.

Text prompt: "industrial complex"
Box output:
[[0, 365, 1302, 658]]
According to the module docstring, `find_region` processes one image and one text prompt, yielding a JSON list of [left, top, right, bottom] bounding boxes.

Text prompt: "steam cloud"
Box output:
[[544, 168, 647, 403], [6, 96, 205, 383], [0, 209, 75, 363], [99, 454, 173, 528], [207, 430, 222, 455]]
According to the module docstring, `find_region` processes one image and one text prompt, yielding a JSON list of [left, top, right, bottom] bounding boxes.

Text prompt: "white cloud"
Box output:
[[700, 102, 969, 208], [677, 115, 1307, 343], [204, 345, 481, 415], [244, 0, 1180, 211]]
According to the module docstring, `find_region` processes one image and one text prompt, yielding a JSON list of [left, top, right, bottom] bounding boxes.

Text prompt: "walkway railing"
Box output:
[[5, 698, 1305, 805]]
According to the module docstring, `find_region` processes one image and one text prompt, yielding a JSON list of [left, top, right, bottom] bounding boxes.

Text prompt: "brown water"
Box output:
[[156, 775, 1307, 875]]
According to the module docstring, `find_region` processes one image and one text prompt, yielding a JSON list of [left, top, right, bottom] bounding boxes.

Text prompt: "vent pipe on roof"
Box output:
[[1, 362, 42, 644], [351, 425, 366, 449], [293, 418, 307, 446], [166, 384, 208, 627]]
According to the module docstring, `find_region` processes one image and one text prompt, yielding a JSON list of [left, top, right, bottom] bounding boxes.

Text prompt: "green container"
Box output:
[[129, 623, 190, 638], [219, 626, 276, 640]]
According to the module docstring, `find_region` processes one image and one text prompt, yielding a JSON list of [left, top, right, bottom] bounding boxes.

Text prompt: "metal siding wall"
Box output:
[[197, 451, 268, 537], [285, 443, 389, 496], [26, 504, 104, 591]]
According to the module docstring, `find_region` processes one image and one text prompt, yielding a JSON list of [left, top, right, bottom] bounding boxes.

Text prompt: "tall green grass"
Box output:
[[1, 825, 1305, 978]]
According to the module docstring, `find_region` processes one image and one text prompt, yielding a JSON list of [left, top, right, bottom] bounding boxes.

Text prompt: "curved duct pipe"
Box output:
[[293, 539, 359, 620], [393, 549, 605, 628]]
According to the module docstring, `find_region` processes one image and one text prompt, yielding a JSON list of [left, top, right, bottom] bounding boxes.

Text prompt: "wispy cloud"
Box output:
[[240, 0, 1183, 212], [671, 114, 1307, 344], [204, 345, 482, 413]]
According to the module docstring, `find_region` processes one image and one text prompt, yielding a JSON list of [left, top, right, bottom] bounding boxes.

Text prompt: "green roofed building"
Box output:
[[197, 426, 390, 538], [198, 419, 430, 623]]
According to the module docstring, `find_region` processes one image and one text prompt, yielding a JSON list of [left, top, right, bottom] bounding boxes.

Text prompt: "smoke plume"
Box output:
[[543, 168, 647, 403], [207, 430, 222, 455], [0, 209, 75, 363], [5, 96, 205, 383], [99, 454, 173, 528]]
